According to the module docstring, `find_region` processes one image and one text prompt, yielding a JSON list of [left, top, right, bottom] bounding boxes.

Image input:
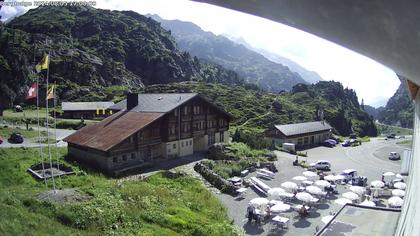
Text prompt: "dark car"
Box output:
[[321, 140, 335, 147], [387, 133, 396, 139], [342, 140, 351, 147], [0, 136, 3, 145], [8, 133, 24, 144]]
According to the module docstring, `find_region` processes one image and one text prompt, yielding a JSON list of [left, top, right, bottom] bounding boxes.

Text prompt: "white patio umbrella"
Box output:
[[349, 186, 365, 196], [394, 182, 407, 190], [306, 185, 323, 195], [269, 199, 283, 205], [359, 199, 376, 207], [270, 203, 291, 213], [249, 198, 269, 207], [383, 172, 395, 177], [281, 181, 298, 191], [371, 180, 385, 188], [303, 171, 318, 178], [315, 180, 331, 188], [295, 192, 313, 202], [395, 174, 404, 179], [342, 192, 360, 201], [388, 196, 404, 207], [335, 175, 346, 181], [292, 176, 308, 181], [334, 198, 352, 205], [324, 175, 337, 181], [278, 191, 295, 198], [392, 189, 406, 197], [321, 215, 334, 224], [268, 188, 286, 198]]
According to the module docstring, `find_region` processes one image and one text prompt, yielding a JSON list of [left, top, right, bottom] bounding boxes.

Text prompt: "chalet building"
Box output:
[[265, 121, 332, 149], [61, 102, 115, 119], [64, 93, 232, 175]]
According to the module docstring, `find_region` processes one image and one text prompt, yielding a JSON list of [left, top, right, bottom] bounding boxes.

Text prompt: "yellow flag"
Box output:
[[47, 85, 55, 100], [35, 54, 49, 73]]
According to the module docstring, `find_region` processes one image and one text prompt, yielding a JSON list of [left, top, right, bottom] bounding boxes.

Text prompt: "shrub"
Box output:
[[297, 151, 307, 157]]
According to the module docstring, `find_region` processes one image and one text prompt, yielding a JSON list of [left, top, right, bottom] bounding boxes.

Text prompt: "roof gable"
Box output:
[[274, 121, 332, 136], [64, 111, 164, 151]]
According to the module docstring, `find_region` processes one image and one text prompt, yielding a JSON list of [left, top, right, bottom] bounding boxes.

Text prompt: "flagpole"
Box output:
[[53, 81, 62, 187], [36, 79, 48, 189], [45, 49, 56, 193]]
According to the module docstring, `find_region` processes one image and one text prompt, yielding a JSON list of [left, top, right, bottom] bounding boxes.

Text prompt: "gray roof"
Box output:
[[274, 121, 332, 136], [62, 102, 115, 111], [110, 93, 198, 113]]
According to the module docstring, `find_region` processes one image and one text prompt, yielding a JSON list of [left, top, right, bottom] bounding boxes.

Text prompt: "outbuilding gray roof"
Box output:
[[274, 121, 332, 136], [110, 93, 198, 113], [62, 102, 115, 111]]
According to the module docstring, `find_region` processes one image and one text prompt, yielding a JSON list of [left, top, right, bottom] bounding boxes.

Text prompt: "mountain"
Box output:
[[363, 105, 384, 120], [145, 80, 377, 137], [252, 49, 322, 84], [377, 78, 414, 128], [149, 14, 308, 92], [0, 6, 248, 109]]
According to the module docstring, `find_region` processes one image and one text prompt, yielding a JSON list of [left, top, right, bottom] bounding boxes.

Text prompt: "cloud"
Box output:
[[0, 1, 34, 22]]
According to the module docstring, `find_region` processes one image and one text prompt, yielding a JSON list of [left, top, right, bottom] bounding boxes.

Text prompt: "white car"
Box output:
[[389, 152, 401, 160], [310, 160, 331, 170]]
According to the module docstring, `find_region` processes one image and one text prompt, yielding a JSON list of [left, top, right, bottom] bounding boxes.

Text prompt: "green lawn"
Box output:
[[376, 123, 413, 136], [0, 148, 240, 235], [0, 127, 56, 144], [1, 109, 99, 130]]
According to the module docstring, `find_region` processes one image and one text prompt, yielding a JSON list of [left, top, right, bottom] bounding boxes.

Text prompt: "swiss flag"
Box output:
[[25, 83, 38, 100]]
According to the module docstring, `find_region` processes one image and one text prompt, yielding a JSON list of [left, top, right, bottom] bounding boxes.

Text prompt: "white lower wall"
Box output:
[[165, 138, 194, 158]]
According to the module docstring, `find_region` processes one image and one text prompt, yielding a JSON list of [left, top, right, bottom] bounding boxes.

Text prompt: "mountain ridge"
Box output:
[[149, 14, 310, 92]]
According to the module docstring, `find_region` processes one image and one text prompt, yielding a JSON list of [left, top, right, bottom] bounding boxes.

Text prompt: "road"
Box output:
[[0, 126, 75, 148], [214, 137, 409, 235]]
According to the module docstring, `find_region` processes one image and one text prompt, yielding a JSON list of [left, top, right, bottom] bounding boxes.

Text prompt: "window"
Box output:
[[131, 153, 136, 159], [173, 143, 176, 149], [184, 106, 189, 115], [181, 141, 184, 147], [189, 140, 192, 145], [304, 137, 309, 144], [220, 133, 224, 142], [174, 109, 178, 117], [208, 133, 215, 145], [169, 124, 176, 135], [129, 136, 134, 144], [193, 105, 201, 115], [185, 141, 188, 146], [113, 157, 118, 163], [298, 138, 303, 145], [122, 155, 127, 161]]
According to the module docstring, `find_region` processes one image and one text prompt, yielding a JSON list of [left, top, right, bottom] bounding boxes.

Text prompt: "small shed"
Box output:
[[61, 101, 115, 119]]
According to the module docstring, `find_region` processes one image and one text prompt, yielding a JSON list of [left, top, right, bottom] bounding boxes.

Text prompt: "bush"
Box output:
[[55, 120, 84, 130], [297, 151, 307, 157], [194, 162, 236, 195]]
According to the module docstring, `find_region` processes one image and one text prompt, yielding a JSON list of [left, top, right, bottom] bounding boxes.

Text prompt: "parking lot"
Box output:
[[215, 137, 408, 235]]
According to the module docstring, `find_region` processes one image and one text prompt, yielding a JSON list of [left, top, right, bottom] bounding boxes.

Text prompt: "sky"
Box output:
[[0, 0, 400, 107]]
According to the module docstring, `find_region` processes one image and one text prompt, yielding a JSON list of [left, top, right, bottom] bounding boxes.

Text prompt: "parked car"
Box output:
[[322, 140, 335, 147], [8, 133, 24, 144], [342, 140, 351, 147], [389, 152, 401, 160], [387, 133, 396, 139], [326, 139, 338, 145], [310, 160, 331, 170]]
